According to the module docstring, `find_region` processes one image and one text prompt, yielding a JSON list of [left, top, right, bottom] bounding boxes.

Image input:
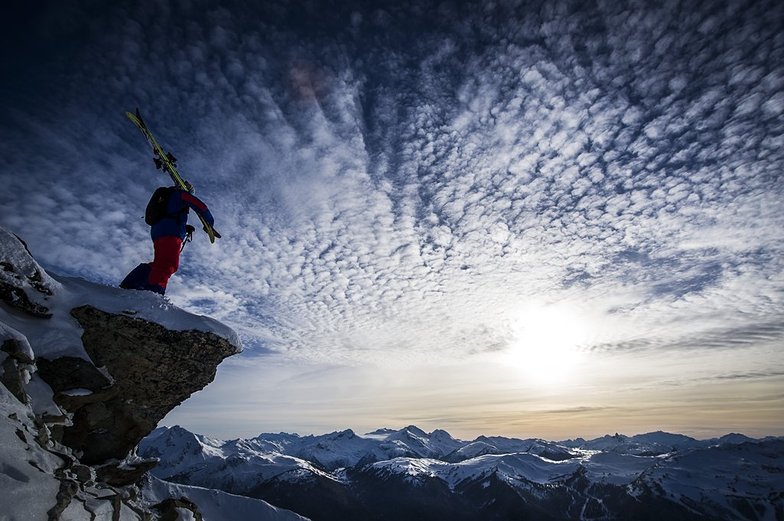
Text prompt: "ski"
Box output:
[[125, 108, 219, 243]]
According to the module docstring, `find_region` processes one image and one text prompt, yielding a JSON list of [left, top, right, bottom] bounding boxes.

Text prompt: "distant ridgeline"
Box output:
[[140, 424, 784, 521]]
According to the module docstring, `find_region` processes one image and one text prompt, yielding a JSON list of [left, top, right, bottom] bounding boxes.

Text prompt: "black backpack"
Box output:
[[145, 186, 174, 225]]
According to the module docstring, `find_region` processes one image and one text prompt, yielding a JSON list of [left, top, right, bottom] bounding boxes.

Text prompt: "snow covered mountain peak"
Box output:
[[140, 424, 784, 521]]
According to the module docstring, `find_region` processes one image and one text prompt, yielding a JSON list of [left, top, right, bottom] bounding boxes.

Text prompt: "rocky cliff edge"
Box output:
[[0, 227, 302, 520]]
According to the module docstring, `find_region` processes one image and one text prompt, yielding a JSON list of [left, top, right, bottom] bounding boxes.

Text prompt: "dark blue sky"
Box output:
[[1, 0, 783, 438]]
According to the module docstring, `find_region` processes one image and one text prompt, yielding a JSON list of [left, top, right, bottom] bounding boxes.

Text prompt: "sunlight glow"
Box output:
[[504, 303, 593, 386]]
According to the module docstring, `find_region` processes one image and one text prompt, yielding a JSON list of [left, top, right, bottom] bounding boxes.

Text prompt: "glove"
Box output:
[[204, 226, 221, 239]]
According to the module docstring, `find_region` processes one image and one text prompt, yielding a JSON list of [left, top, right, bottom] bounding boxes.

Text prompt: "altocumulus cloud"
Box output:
[[1, 0, 783, 370]]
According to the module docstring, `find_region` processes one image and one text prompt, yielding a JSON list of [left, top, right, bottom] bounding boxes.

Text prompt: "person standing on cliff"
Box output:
[[120, 182, 216, 295]]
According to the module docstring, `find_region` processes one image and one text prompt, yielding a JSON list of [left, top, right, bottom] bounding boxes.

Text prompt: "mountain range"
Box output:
[[140, 424, 784, 521]]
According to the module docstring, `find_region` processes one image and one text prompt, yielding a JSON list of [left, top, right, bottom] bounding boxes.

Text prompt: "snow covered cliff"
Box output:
[[0, 227, 306, 521]]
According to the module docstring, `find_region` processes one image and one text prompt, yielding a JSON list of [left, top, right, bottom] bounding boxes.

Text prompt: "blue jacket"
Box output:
[[151, 188, 215, 240]]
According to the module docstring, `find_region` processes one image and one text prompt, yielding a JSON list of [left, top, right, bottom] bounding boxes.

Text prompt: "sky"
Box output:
[[1, 0, 783, 441]]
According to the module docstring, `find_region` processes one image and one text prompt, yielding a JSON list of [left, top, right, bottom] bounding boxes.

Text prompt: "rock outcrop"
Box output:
[[0, 227, 283, 520], [0, 231, 55, 318], [48, 304, 237, 465]]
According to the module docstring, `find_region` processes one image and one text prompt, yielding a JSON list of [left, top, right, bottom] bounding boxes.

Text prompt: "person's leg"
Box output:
[[147, 236, 183, 293], [120, 263, 151, 290]]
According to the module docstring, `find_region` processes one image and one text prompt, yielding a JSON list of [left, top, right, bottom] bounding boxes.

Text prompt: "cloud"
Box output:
[[2, 0, 783, 436]]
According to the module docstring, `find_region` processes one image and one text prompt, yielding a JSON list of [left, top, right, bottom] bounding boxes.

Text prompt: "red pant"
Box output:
[[147, 236, 182, 289]]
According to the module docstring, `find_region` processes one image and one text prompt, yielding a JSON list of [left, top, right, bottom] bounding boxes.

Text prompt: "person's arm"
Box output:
[[180, 191, 215, 227]]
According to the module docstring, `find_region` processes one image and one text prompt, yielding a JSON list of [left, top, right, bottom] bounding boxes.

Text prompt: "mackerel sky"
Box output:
[[1, 0, 783, 440]]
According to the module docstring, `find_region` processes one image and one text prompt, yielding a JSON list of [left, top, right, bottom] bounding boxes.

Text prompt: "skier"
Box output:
[[120, 183, 216, 295]]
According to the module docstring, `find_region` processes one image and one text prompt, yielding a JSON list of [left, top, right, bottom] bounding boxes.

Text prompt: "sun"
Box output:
[[504, 303, 591, 386]]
